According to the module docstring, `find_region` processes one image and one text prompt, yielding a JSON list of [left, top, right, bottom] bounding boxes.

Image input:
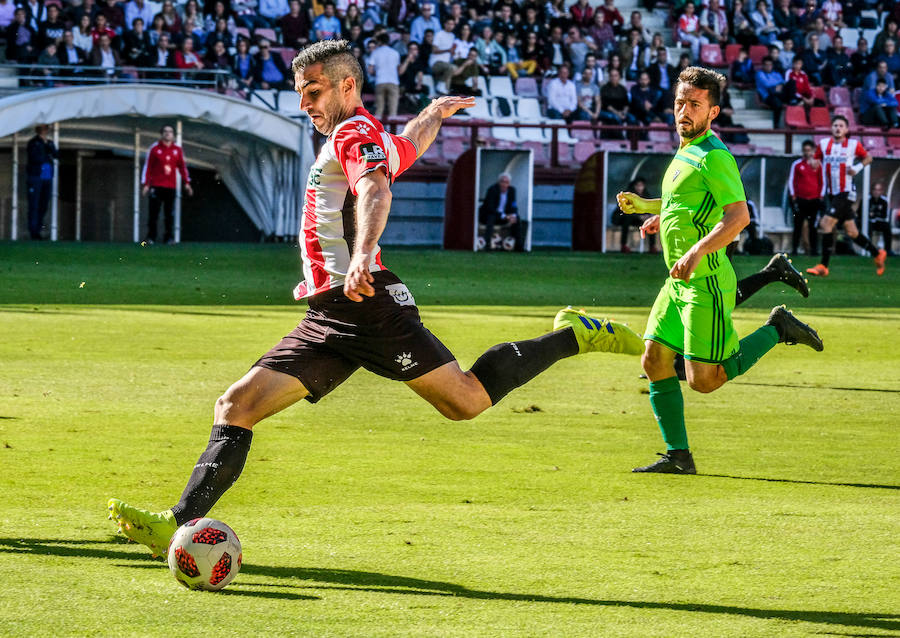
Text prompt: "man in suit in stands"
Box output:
[[479, 172, 525, 251]]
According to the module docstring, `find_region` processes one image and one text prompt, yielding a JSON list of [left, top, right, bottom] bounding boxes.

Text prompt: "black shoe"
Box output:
[[673, 353, 687, 381], [765, 305, 824, 351], [632, 450, 697, 474], [765, 252, 809, 298]]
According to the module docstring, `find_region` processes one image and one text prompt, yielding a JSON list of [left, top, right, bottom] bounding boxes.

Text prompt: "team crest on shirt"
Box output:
[[386, 283, 415, 306], [360, 143, 387, 162]]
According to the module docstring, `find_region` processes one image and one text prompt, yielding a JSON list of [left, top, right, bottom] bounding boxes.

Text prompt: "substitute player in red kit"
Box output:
[[107, 40, 644, 556], [142, 124, 192, 245], [806, 115, 887, 277], [787, 139, 823, 256]]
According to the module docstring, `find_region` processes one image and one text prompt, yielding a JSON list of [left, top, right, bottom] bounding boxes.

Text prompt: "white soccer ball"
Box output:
[[167, 518, 242, 591]]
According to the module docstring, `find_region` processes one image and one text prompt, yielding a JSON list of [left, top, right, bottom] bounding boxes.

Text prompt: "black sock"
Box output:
[[170, 424, 253, 525], [822, 233, 834, 267], [853, 233, 878, 255], [470, 328, 578, 404], [735, 269, 777, 306]]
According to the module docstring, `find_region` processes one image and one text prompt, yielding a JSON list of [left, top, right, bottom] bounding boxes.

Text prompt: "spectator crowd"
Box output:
[[1, 0, 900, 127]]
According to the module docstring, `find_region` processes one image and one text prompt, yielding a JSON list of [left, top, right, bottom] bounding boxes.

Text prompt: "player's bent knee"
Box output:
[[687, 375, 721, 394], [214, 391, 260, 428]]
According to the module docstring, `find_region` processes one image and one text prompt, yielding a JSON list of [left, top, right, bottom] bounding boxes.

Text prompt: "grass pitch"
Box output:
[[1, 243, 898, 638]]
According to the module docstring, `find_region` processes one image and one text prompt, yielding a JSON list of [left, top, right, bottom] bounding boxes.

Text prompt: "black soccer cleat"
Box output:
[[766, 253, 809, 298], [632, 450, 697, 474], [765, 305, 824, 351]]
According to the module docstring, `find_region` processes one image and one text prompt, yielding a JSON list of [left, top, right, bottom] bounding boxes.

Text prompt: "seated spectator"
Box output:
[[123, 17, 152, 65], [521, 32, 543, 71], [755, 55, 794, 127], [543, 25, 571, 71], [773, 0, 798, 45], [430, 16, 456, 93], [448, 47, 482, 95], [59, 29, 88, 68], [619, 28, 648, 81], [233, 0, 266, 31], [629, 69, 663, 125], [91, 14, 116, 47], [730, 47, 755, 86], [785, 56, 814, 107], [474, 25, 506, 75], [820, 0, 844, 29], [149, 32, 175, 70], [699, 0, 728, 46], [179, 0, 203, 35], [546, 62, 578, 122], [255, 38, 289, 88], [676, 2, 707, 61], [582, 52, 603, 86], [799, 32, 826, 85], [647, 46, 676, 94], [155, 0, 183, 35], [124, 0, 154, 35], [398, 41, 428, 111], [491, 4, 515, 36], [231, 37, 257, 89], [258, 0, 288, 28], [205, 17, 233, 52], [797, 0, 819, 32], [543, 0, 569, 32], [860, 78, 900, 129], [6, 8, 37, 62], [877, 38, 900, 80], [865, 60, 896, 91], [175, 35, 204, 76], [314, 2, 341, 41], [454, 23, 475, 61], [340, 3, 361, 37], [730, 0, 757, 47], [410, 3, 440, 44], [851, 38, 874, 87], [628, 10, 652, 44], [824, 36, 851, 87], [70, 0, 99, 30], [279, 0, 310, 49], [599, 0, 624, 35], [599, 67, 635, 135], [807, 17, 832, 51], [180, 17, 207, 46], [586, 11, 615, 56], [90, 32, 121, 78], [518, 7, 545, 47], [874, 19, 899, 56], [767, 44, 785, 74], [205, 38, 231, 70], [72, 15, 94, 52], [751, 0, 778, 45], [574, 66, 600, 121], [780, 38, 796, 68], [39, 4, 65, 47], [504, 33, 536, 80], [569, 0, 593, 29], [204, 1, 235, 36], [96, 0, 125, 35], [36, 41, 58, 85], [566, 26, 593, 74], [0, 0, 14, 31]]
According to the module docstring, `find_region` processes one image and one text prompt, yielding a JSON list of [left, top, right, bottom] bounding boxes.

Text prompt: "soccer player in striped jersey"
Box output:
[[106, 40, 644, 555], [806, 115, 888, 277], [617, 67, 823, 474]]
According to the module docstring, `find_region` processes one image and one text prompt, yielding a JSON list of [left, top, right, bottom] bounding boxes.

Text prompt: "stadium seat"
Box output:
[[829, 86, 852, 107], [277, 90, 300, 116], [724, 43, 743, 64], [475, 76, 489, 97], [749, 45, 768, 65], [466, 97, 491, 119], [442, 138, 465, 161], [574, 141, 597, 162], [235, 26, 251, 41], [274, 47, 295, 69], [862, 135, 887, 157], [488, 76, 515, 98], [442, 122, 466, 138], [545, 119, 577, 144], [555, 142, 575, 165], [254, 27, 277, 43], [516, 97, 542, 120], [839, 27, 861, 45], [523, 141, 549, 164], [811, 85, 826, 104], [700, 44, 726, 67], [648, 123, 674, 143], [598, 140, 630, 151], [421, 141, 442, 163], [514, 77, 540, 98], [886, 132, 900, 149], [852, 87, 862, 108], [809, 106, 831, 128], [785, 105, 810, 128], [861, 28, 879, 46], [517, 123, 548, 143], [570, 122, 596, 141], [492, 119, 521, 142], [420, 74, 435, 97], [833, 106, 857, 128]]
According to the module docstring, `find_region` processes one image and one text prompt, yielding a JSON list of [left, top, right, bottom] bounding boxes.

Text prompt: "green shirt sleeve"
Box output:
[[702, 149, 745, 207]]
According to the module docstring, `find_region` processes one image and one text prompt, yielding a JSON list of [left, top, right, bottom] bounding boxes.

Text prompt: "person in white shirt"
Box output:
[[0, 0, 16, 29], [367, 33, 401, 119], [430, 16, 456, 93], [545, 63, 578, 122]]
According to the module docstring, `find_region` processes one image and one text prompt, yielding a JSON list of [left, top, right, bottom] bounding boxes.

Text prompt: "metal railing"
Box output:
[[0, 62, 232, 90]]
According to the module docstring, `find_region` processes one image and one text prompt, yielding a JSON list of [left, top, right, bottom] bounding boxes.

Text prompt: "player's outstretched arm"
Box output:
[[345, 169, 392, 302], [400, 95, 476, 158], [616, 191, 662, 215]]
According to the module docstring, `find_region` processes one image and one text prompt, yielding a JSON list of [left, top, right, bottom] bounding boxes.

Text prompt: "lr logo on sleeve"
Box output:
[[385, 283, 415, 306], [360, 143, 387, 163]]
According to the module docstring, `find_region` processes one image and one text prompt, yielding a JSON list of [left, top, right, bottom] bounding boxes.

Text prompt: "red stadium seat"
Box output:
[[809, 106, 832, 128], [833, 106, 857, 128], [574, 141, 597, 162], [749, 45, 768, 65], [514, 77, 540, 98], [810, 85, 827, 103], [862, 135, 887, 157], [570, 122, 596, 141], [724, 43, 743, 64], [648, 123, 674, 143], [254, 27, 277, 43], [700, 44, 726, 67], [235, 27, 250, 41], [886, 131, 900, 149], [785, 105, 811, 128], [442, 138, 465, 161], [273, 47, 295, 69], [523, 141, 549, 164], [555, 142, 575, 165], [829, 86, 852, 107]]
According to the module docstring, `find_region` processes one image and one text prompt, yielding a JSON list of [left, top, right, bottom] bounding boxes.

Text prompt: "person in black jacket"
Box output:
[[479, 173, 525, 251], [122, 17, 153, 66], [26, 125, 58, 240], [6, 7, 37, 62]]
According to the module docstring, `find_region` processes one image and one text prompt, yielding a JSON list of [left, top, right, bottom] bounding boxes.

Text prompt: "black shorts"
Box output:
[[824, 193, 855, 223], [253, 270, 455, 403]]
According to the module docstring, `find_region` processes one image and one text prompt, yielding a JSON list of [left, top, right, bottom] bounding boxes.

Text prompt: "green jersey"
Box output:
[[659, 129, 746, 280]]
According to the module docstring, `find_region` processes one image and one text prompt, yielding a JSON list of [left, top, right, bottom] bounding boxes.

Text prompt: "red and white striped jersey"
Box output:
[[293, 106, 418, 300], [815, 136, 868, 197]]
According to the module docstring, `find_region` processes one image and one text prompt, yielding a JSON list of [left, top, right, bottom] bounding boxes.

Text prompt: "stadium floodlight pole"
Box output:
[[76, 151, 83, 241], [50, 122, 59, 241], [11, 131, 18, 241], [175, 120, 182, 244], [133, 128, 140, 243]]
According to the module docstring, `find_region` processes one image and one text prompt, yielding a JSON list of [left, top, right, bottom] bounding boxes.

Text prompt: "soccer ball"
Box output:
[[167, 518, 242, 591]]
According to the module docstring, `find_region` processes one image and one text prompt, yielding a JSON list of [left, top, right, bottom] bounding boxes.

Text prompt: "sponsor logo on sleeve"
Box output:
[[360, 143, 387, 163]]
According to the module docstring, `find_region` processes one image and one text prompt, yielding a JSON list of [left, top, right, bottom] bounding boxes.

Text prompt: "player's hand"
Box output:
[[639, 214, 660, 238], [809, 158, 821, 169], [428, 95, 477, 119], [617, 191, 652, 215], [669, 247, 703, 282], [142, 185, 150, 196], [184, 184, 193, 196], [344, 252, 376, 302]]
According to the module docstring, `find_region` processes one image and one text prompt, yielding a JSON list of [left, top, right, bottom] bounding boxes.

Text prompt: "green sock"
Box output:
[[721, 326, 779, 380], [648, 376, 687, 450]]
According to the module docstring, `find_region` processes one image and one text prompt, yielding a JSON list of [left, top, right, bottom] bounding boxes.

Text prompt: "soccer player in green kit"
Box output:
[[617, 67, 824, 474]]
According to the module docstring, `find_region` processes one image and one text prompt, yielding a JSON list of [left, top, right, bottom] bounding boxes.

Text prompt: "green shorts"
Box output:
[[644, 266, 739, 364]]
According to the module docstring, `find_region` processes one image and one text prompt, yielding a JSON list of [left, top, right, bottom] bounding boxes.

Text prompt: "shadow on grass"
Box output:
[[733, 381, 900, 394], [3, 538, 897, 632], [699, 475, 900, 490]]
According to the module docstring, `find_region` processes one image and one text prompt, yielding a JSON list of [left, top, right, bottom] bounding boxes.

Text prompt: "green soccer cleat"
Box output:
[[107, 498, 178, 559], [554, 307, 645, 355]]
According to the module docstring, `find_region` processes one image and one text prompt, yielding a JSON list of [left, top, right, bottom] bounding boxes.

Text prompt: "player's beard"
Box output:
[[311, 91, 347, 135], [677, 113, 712, 142]]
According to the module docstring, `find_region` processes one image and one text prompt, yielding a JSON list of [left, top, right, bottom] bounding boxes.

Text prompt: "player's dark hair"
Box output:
[[801, 139, 815, 148], [676, 66, 726, 106], [160, 124, 174, 135], [832, 114, 849, 125], [291, 39, 363, 97]]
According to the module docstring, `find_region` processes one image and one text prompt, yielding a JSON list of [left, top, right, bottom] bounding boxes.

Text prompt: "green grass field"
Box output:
[[1, 243, 898, 638]]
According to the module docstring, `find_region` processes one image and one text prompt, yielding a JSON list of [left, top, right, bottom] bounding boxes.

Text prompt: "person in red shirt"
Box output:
[[786, 57, 814, 107], [788, 139, 824, 254], [141, 124, 192, 244]]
